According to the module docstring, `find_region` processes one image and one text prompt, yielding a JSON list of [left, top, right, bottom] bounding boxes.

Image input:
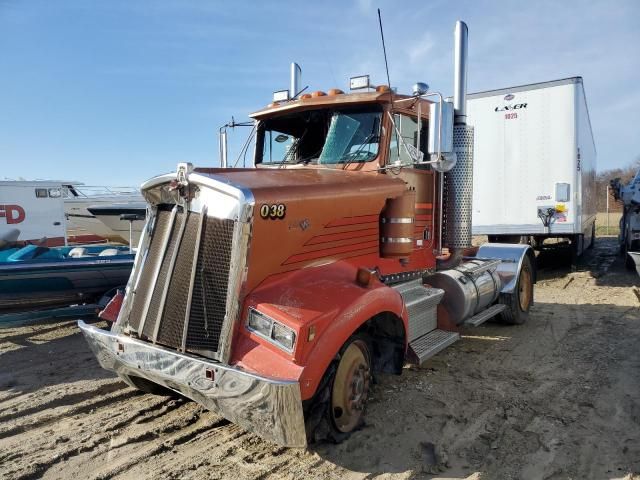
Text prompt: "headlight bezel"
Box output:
[[247, 307, 297, 353]]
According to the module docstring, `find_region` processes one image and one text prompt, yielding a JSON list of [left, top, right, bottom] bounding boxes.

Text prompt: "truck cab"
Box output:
[[79, 21, 536, 448]]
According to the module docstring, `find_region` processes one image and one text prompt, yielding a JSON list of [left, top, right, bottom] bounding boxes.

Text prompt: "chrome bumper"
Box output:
[[78, 321, 307, 447]]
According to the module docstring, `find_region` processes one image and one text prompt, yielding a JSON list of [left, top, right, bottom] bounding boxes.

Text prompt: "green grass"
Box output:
[[596, 225, 620, 236]]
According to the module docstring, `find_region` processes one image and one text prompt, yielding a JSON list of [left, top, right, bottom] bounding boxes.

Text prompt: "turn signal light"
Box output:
[[356, 267, 376, 287]]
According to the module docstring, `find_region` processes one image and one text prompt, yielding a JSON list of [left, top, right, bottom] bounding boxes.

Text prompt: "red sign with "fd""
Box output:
[[0, 204, 26, 224]]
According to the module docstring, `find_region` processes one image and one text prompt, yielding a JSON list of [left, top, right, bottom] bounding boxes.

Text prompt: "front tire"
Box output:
[[500, 255, 534, 325], [304, 336, 372, 443]]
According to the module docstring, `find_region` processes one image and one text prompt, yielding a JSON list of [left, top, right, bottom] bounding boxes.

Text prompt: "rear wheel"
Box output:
[[500, 255, 534, 325], [304, 336, 372, 443]]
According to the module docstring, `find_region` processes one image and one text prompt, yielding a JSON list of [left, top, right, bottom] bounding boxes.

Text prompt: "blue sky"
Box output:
[[1, 0, 638, 186]]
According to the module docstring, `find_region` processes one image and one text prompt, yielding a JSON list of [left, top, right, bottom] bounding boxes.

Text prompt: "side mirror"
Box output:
[[428, 100, 454, 155]]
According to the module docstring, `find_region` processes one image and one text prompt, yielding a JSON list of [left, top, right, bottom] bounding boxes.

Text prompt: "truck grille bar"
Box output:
[[126, 205, 235, 360]]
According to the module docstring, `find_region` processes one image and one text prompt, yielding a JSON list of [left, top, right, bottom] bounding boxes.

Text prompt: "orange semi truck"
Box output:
[[79, 22, 536, 447]]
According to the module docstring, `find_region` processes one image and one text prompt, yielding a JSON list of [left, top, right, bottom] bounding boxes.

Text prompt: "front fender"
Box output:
[[235, 261, 407, 401]]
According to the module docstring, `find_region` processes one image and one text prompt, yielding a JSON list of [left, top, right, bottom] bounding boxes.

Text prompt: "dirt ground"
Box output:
[[1, 237, 639, 480]]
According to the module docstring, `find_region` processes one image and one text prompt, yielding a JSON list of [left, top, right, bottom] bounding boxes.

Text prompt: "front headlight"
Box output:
[[247, 308, 296, 353]]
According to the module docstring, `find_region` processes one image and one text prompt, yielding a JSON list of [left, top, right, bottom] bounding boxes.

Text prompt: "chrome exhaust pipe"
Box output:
[[219, 128, 228, 168], [439, 20, 473, 265], [290, 62, 301, 99], [453, 21, 468, 125]]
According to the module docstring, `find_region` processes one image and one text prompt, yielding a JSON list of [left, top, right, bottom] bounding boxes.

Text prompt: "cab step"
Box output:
[[408, 329, 460, 365], [464, 304, 506, 327]]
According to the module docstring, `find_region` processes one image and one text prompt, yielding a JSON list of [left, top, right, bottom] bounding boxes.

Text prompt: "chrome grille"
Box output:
[[127, 208, 173, 332], [185, 217, 234, 356], [141, 209, 186, 340], [156, 211, 201, 349], [128, 205, 236, 360]]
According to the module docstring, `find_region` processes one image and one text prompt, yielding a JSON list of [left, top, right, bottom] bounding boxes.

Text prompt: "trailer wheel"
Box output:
[[304, 335, 372, 443], [500, 255, 534, 325]]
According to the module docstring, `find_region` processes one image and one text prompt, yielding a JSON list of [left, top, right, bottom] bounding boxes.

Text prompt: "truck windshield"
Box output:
[[258, 107, 382, 165]]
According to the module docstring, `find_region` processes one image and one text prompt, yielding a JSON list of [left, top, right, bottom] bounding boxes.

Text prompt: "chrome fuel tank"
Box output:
[[425, 259, 502, 325]]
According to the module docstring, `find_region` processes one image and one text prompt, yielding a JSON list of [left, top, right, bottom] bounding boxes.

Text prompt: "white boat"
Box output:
[[0, 180, 67, 245], [87, 202, 146, 247], [62, 184, 143, 242]]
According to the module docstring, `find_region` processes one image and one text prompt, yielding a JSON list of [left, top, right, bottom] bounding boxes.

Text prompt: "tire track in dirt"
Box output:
[[6, 397, 207, 480], [0, 381, 127, 424], [79, 413, 239, 479], [108, 422, 250, 480]]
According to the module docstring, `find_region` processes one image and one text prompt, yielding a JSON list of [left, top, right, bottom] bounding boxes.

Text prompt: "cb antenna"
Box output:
[[377, 8, 392, 91]]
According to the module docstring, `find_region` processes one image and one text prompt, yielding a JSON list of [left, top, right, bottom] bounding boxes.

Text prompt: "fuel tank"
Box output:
[[425, 259, 502, 325]]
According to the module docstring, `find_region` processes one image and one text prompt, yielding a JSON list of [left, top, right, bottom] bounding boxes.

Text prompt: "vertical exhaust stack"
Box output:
[[453, 21, 469, 125], [440, 21, 474, 266], [219, 128, 228, 168], [290, 62, 302, 99]]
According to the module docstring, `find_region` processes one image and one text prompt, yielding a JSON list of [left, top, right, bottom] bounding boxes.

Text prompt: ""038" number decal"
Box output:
[[260, 203, 286, 220]]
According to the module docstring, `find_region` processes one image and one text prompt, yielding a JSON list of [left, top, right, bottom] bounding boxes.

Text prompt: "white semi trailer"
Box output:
[[467, 77, 596, 260]]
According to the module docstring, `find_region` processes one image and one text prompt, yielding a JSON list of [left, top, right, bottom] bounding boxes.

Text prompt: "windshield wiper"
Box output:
[[339, 133, 379, 168]]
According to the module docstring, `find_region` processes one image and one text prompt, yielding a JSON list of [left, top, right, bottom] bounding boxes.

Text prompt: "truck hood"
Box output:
[[194, 167, 404, 201], [141, 166, 408, 294]]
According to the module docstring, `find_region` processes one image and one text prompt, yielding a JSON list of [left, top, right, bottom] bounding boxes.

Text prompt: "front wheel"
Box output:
[[304, 336, 372, 443], [500, 255, 534, 325]]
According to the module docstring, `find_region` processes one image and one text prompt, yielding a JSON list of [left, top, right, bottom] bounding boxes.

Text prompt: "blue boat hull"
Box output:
[[0, 246, 134, 312]]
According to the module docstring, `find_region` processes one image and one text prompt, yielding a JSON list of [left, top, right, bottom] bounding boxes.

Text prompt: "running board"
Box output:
[[408, 329, 460, 365], [464, 304, 506, 327]]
